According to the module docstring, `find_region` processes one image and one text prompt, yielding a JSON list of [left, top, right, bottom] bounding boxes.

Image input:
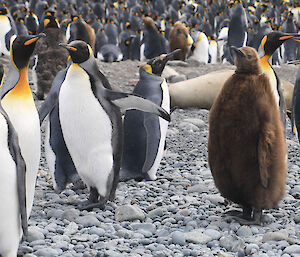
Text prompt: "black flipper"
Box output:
[[39, 68, 68, 124]]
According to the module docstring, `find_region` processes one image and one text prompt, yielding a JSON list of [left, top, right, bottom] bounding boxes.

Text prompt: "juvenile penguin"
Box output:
[[120, 49, 180, 182], [169, 21, 193, 60], [40, 40, 170, 210], [208, 46, 287, 225], [0, 64, 27, 257]]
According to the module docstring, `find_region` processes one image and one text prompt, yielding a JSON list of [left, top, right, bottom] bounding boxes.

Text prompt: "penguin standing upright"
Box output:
[[291, 61, 300, 140], [0, 5, 17, 56], [0, 63, 27, 257], [208, 46, 287, 225], [34, 14, 68, 100], [189, 31, 209, 63], [0, 34, 44, 256], [169, 21, 193, 60], [120, 50, 179, 182], [40, 40, 170, 210], [258, 31, 299, 129], [227, 3, 248, 63]]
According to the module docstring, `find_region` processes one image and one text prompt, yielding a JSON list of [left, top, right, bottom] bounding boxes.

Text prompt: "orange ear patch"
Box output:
[[24, 37, 39, 46], [279, 35, 293, 40]]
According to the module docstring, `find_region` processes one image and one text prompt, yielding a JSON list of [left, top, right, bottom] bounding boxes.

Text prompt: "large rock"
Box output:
[[76, 215, 100, 227], [219, 234, 244, 252], [27, 227, 45, 243], [184, 229, 212, 244]]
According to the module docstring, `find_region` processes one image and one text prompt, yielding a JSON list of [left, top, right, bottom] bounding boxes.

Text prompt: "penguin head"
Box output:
[[230, 46, 261, 75], [143, 49, 181, 76], [259, 31, 299, 58], [0, 5, 8, 15], [11, 34, 45, 70], [43, 15, 60, 29], [59, 40, 93, 64]]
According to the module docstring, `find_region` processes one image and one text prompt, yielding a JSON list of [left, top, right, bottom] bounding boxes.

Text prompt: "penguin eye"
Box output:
[[247, 54, 252, 59]]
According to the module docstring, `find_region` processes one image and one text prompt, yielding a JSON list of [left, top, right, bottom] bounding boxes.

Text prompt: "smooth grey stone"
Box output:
[[219, 234, 244, 252], [182, 249, 191, 256], [62, 209, 80, 222], [64, 222, 78, 235], [35, 248, 59, 257], [178, 122, 199, 132], [283, 245, 300, 254], [148, 208, 165, 219], [54, 241, 69, 251], [237, 249, 245, 257], [72, 234, 89, 242], [131, 223, 156, 233], [184, 229, 212, 244], [187, 184, 207, 193], [172, 231, 186, 246], [207, 240, 219, 248], [245, 244, 259, 255], [139, 238, 152, 245], [76, 215, 100, 227], [89, 227, 105, 237], [262, 232, 287, 242], [46, 209, 64, 219], [236, 226, 253, 237], [29, 240, 46, 247], [182, 118, 205, 129], [204, 229, 221, 240], [277, 240, 289, 250], [52, 235, 71, 243], [204, 194, 224, 205], [24, 254, 38, 257], [115, 205, 145, 222], [27, 227, 45, 242]]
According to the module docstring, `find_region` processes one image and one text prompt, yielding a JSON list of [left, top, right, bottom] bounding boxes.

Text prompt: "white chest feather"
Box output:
[[0, 15, 12, 55], [265, 68, 280, 106], [147, 79, 170, 180], [59, 65, 113, 197], [0, 114, 22, 257], [192, 38, 209, 64]]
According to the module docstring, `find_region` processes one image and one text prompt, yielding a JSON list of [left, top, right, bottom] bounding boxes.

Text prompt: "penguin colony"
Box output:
[[0, 0, 299, 256]]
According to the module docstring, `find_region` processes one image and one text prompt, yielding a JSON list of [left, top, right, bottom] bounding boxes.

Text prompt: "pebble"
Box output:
[[204, 229, 221, 240], [219, 234, 245, 252], [76, 215, 100, 227], [262, 232, 287, 242], [184, 229, 212, 244], [64, 222, 78, 235], [236, 226, 253, 237], [115, 205, 146, 222], [27, 227, 45, 242], [283, 245, 300, 254], [172, 231, 186, 245]]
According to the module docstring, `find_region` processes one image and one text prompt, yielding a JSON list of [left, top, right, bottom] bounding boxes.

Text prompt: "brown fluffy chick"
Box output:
[[168, 21, 193, 60], [208, 46, 287, 225], [35, 15, 69, 100]]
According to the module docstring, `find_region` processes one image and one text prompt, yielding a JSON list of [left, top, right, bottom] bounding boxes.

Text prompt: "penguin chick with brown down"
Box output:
[[34, 15, 68, 100], [169, 21, 193, 60], [208, 46, 287, 225]]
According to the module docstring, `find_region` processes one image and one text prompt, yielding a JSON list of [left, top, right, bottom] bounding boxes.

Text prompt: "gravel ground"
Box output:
[[0, 56, 299, 257]]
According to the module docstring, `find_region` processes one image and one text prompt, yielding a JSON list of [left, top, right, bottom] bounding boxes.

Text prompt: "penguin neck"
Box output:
[[259, 55, 274, 74], [7, 67, 33, 101]]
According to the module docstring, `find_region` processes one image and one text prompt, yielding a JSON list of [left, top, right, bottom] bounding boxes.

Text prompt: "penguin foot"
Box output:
[[71, 179, 86, 191], [225, 207, 262, 225]]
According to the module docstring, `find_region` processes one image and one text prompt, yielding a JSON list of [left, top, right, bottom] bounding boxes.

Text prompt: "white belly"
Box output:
[[147, 79, 170, 180], [59, 65, 113, 197], [0, 16, 12, 56], [0, 114, 22, 257], [192, 40, 209, 64], [1, 97, 41, 217]]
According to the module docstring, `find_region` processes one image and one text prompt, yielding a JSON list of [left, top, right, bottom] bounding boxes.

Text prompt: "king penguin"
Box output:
[[258, 31, 299, 130], [40, 40, 170, 210], [291, 61, 300, 141], [0, 5, 17, 56], [0, 64, 27, 257], [120, 49, 180, 182], [0, 34, 44, 256], [208, 46, 287, 225]]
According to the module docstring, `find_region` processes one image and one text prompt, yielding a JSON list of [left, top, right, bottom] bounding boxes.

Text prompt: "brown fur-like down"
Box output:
[[208, 46, 287, 210], [169, 21, 191, 60]]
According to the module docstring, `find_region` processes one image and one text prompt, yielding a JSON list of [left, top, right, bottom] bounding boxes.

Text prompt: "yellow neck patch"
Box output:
[[259, 55, 271, 71], [144, 64, 152, 74], [5, 68, 33, 100]]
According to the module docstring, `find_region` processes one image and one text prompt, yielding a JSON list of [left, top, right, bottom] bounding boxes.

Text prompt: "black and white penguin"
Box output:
[[40, 40, 170, 210], [98, 44, 123, 63], [258, 31, 299, 129], [0, 34, 44, 254], [208, 46, 287, 225], [120, 49, 180, 182], [0, 63, 27, 257], [0, 5, 17, 56], [291, 61, 300, 140]]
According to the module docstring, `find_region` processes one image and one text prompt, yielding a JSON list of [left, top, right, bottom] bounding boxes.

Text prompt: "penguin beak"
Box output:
[[59, 43, 77, 52], [164, 49, 181, 61], [230, 46, 245, 58], [24, 33, 46, 45], [279, 33, 299, 41]]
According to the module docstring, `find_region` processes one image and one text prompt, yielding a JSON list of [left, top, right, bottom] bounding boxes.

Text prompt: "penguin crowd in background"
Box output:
[[0, 0, 298, 63], [0, 0, 300, 255]]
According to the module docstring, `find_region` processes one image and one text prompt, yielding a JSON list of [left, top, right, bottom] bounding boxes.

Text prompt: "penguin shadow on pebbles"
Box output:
[[39, 40, 170, 211]]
